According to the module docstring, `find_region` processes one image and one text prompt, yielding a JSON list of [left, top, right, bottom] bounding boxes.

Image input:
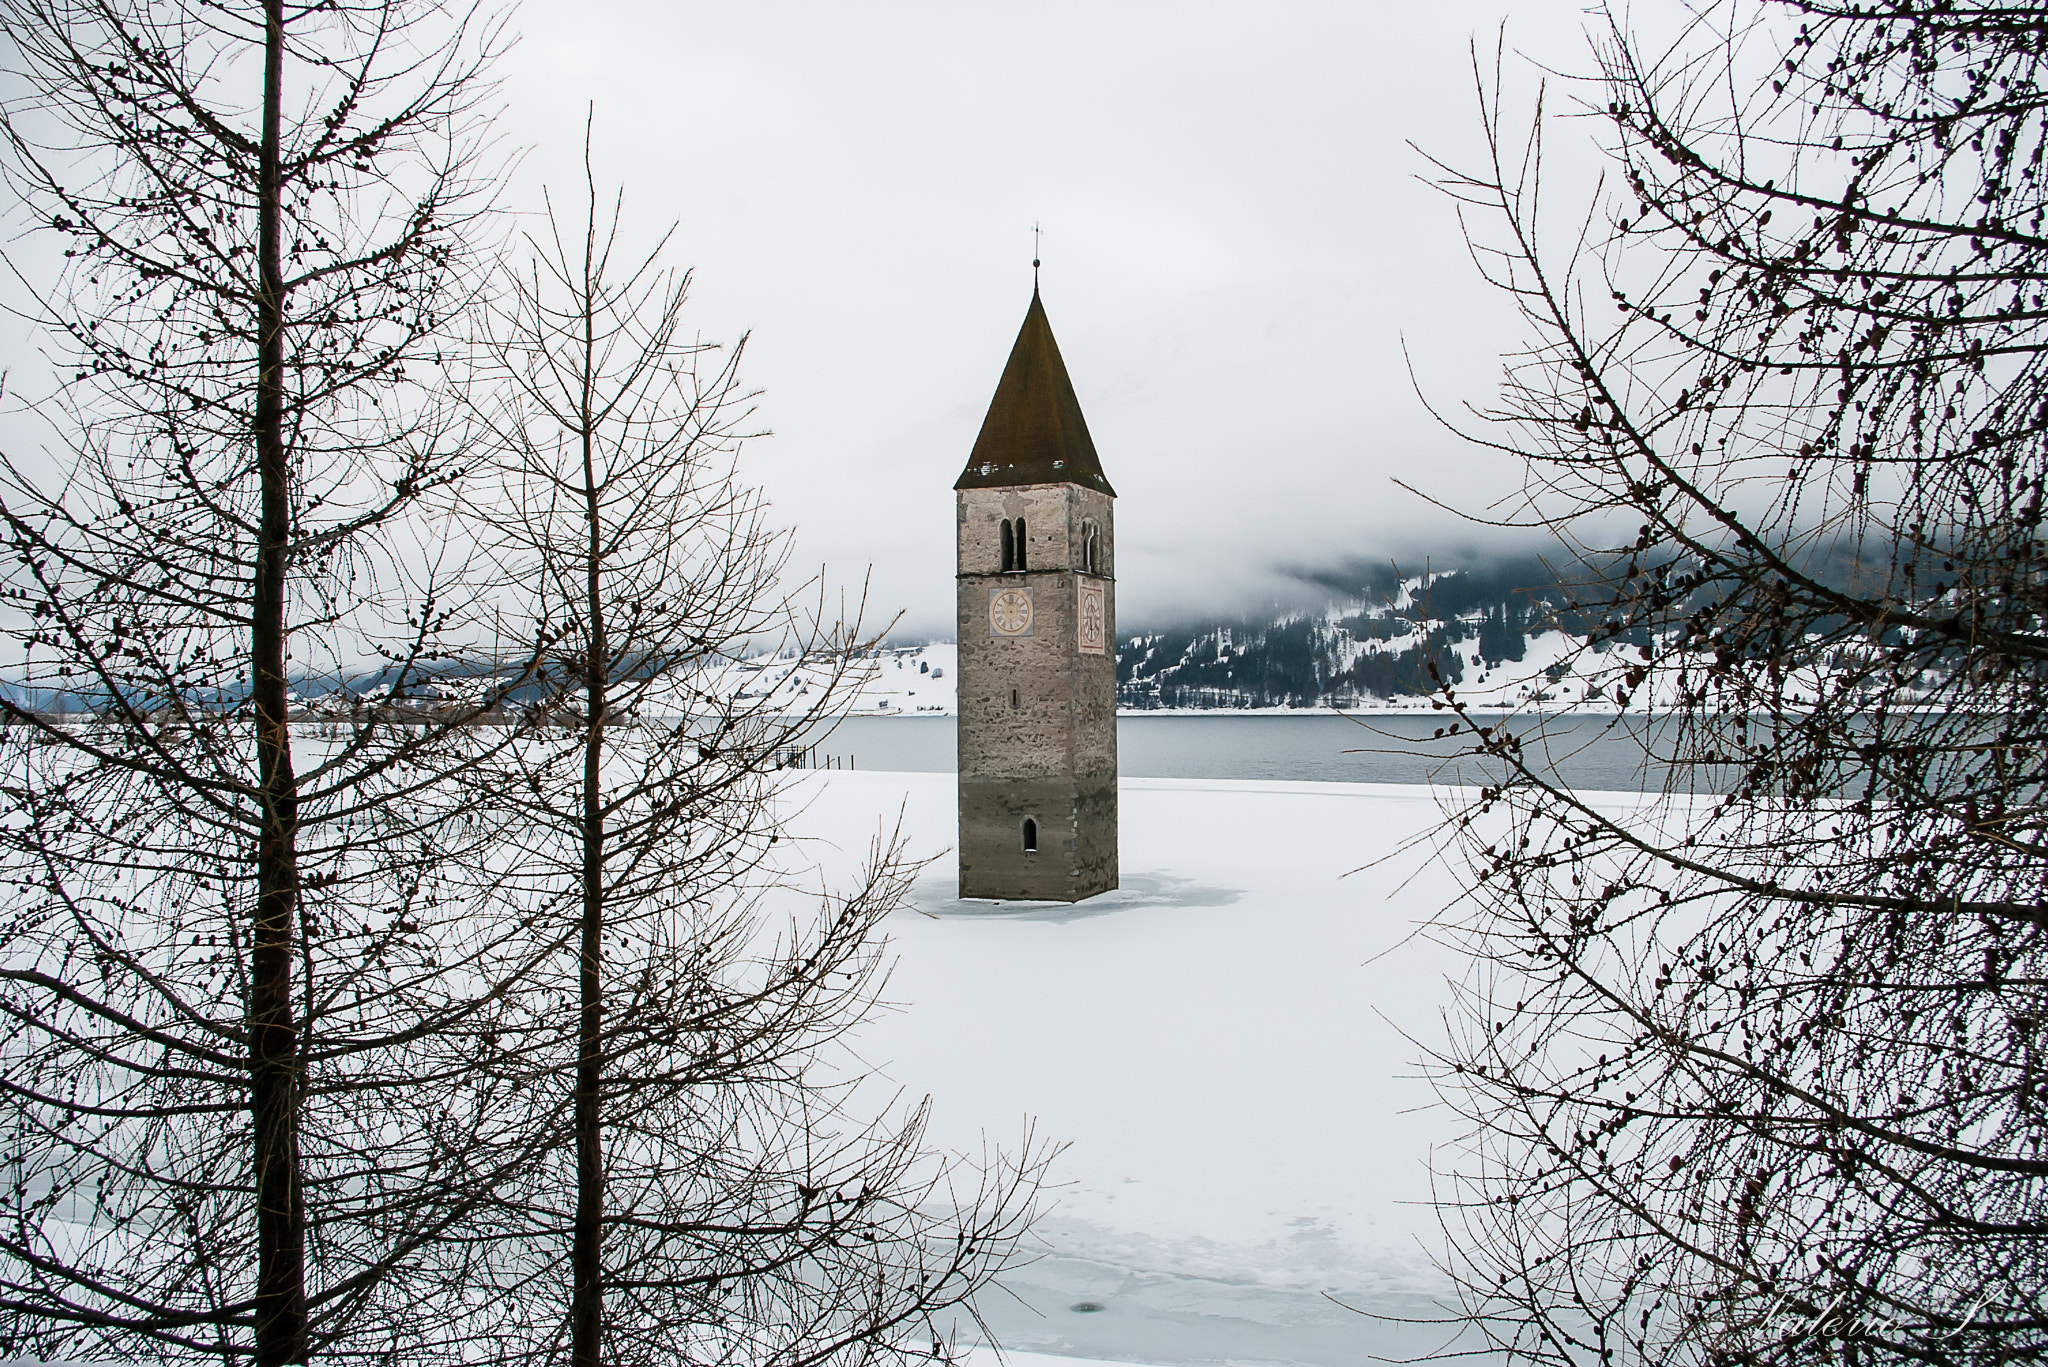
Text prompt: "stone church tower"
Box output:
[[955, 288, 1118, 902]]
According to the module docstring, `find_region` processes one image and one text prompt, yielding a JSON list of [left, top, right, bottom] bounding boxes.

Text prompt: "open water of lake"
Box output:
[[798, 713, 1720, 792]]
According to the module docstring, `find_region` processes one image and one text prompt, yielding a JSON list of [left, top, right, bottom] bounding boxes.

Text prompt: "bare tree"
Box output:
[[1416, 5, 2048, 1367], [455, 140, 1046, 1367], [0, 2, 547, 1362]]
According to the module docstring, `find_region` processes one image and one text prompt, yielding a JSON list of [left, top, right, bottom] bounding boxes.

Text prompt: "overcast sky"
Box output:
[[489, 1, 1657, 636]]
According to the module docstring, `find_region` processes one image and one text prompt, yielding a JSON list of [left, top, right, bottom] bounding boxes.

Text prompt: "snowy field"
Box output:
[[773, 769, 1507, 1367]]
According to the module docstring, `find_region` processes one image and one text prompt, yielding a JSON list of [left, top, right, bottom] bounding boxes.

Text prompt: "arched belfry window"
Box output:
[[999, 519, 1014, 573], [1081, 520, 1100, 575], [1022, 818, 1038, 853], [1014, 518, 1027, 572]]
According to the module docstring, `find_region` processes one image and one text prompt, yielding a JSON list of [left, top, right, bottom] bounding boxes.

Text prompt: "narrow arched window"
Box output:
[[1022, 818, 1038, 853], [1010, 688, 1019, 709], [1000, 519, 1014, 572], [1015, 518, 1026, 571]]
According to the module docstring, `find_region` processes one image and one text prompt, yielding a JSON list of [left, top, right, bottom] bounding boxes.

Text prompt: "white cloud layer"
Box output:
[[498, 0, 1629, 633]]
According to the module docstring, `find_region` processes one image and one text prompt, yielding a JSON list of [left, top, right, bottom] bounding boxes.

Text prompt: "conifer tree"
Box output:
[[457, 140, 1045, 1367], [1426, 5, 2048, 1365], [0, 2, 537, 1361]]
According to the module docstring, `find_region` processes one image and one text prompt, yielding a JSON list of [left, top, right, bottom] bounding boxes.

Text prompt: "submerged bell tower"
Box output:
[[955, 287, 1118, 902]]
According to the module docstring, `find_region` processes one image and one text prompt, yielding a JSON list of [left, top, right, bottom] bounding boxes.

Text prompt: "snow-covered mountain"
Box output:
[[622, 553, 1949, 718], [689, 562, 1650, 716], [1115, 558, 1637, 711]]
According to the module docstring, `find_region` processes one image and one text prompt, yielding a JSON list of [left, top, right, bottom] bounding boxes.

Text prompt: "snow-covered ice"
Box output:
[[775, 770, 1485, 1366]]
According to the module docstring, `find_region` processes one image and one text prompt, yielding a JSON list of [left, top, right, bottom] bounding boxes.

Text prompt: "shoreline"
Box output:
[[830, 703, 1640, 719]]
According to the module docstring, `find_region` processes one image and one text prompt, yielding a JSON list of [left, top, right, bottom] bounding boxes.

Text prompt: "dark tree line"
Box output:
[[1113, 559, 1582, 707], [1422, 4, 2048, 1367]]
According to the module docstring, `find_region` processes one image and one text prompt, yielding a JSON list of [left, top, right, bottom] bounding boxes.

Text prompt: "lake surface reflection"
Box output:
[[800, 713, 1717, 793]]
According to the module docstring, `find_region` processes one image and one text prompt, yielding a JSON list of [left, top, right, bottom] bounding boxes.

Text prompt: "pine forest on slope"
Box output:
[[1114, 557, 1604, 710]]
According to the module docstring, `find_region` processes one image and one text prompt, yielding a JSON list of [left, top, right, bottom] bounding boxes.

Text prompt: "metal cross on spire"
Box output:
[[1032, 222, 1041, 288]]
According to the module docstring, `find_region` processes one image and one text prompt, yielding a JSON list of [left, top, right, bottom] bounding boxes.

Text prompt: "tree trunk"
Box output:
[[250, 0, 307, 1360], [571, 297, 606, 1367]]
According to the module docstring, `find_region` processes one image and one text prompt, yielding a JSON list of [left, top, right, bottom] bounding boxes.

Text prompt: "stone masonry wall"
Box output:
[[955, 482, 1117, 900]]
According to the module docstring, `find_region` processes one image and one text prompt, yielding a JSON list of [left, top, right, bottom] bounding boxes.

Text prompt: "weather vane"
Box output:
[[1032, 222, 1042, 287]]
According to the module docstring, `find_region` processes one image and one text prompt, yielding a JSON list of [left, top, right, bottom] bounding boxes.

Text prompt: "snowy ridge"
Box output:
[[668, 626, 1652, 719], [1114, 561, 1949, 714], [1116, 564, 1632, 711], [631, 562, 1948, 721], [675, 565, 1661, 719]]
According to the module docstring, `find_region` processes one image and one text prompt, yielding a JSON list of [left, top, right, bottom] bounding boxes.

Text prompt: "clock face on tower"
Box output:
[[1078, 580, 1106, 654], [989, 586, 1034, 637]]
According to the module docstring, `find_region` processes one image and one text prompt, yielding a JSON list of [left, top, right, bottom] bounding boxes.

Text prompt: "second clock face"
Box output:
[[989, 586, 1034, 637], [1078, 581, 1106, 654]]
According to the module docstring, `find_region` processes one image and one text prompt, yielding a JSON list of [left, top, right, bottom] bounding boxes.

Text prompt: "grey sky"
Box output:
[[496, 1, 1634, 636]]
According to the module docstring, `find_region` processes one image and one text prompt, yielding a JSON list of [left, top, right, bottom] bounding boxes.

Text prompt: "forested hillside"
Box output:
[[1115, 556, 1630, 709]]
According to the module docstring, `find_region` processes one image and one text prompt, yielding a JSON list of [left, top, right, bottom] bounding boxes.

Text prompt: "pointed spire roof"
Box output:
[[955, 288, 1114, 496]]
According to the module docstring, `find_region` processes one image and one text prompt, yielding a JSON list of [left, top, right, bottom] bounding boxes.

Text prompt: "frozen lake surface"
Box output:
[[772, 770, 1589, 1366], [801, 711, 1711, 791]]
